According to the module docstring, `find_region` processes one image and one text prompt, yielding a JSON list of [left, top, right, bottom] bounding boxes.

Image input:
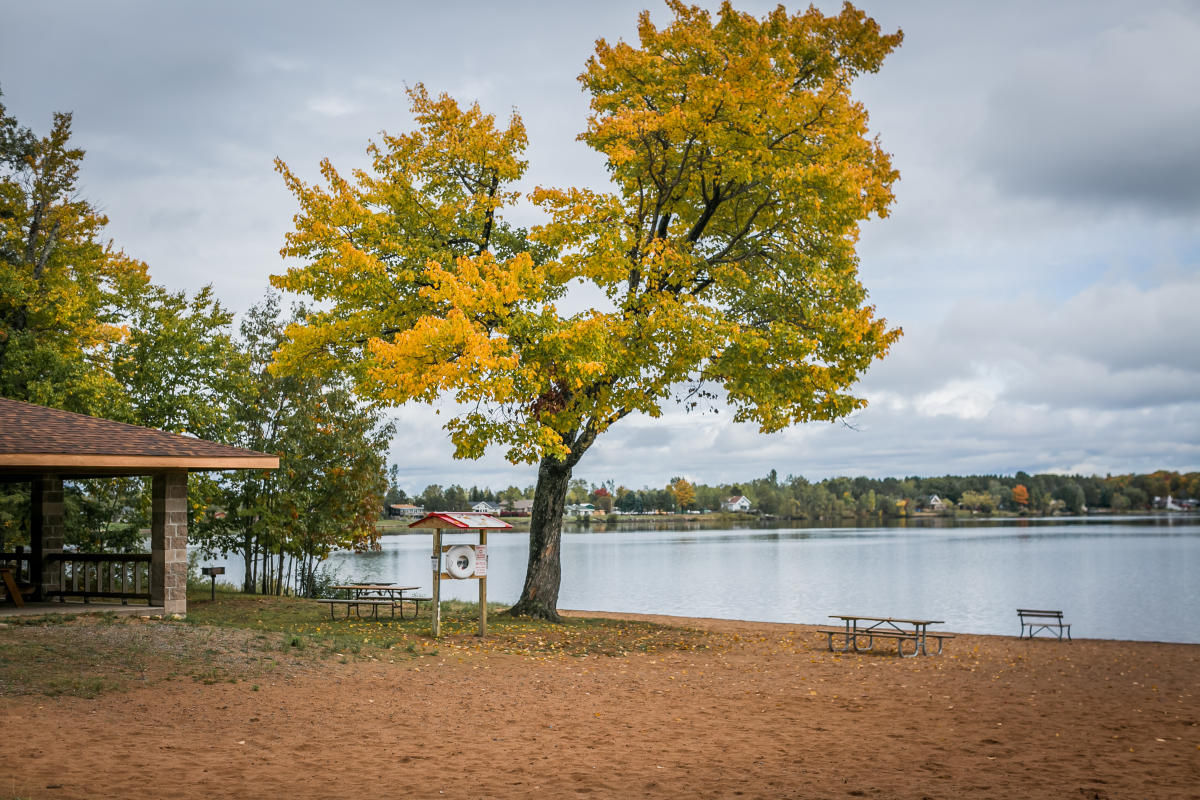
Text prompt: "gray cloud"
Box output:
[[975, 5, 1200, 213]]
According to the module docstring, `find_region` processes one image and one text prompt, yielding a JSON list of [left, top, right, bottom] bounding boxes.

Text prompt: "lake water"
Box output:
[[199, 516, 1200, 643]]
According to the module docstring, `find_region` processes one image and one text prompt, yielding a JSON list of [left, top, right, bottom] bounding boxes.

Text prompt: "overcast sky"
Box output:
[[3, 1, 1198, 494]]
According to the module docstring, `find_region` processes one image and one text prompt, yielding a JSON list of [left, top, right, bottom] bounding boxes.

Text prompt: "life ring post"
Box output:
[[431, 528, 442, 638], [478, 529, 487, 637], [407, 512, 510, 639]]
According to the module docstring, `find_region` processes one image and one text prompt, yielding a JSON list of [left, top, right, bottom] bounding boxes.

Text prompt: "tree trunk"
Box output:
[[242, 533, 254, 593], [507, 455, 573, 621], [275, 546, 284, 595]]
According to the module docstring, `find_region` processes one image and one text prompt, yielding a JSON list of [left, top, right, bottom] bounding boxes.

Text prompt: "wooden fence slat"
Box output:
[[41, 554, 153, 604]]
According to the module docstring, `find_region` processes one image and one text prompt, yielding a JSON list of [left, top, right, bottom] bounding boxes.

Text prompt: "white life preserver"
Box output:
[[444, 545, 476, 579]]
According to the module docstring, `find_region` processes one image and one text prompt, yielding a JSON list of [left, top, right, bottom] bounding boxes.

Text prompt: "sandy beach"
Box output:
[[2, 611, 1198, 799]]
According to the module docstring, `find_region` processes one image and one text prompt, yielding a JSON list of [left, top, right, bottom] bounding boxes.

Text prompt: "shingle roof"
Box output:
[[0, 397, 278, 475], [408, 512, 512, 530]]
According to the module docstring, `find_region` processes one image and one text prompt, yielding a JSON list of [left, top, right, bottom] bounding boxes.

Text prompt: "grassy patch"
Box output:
[[0, 606, 317, 698], [185, 588, 717, 659], [0, 590, 720, 698]]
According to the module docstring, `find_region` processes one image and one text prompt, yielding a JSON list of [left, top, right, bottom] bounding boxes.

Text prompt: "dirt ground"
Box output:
[[2, 611, 1198, 799]]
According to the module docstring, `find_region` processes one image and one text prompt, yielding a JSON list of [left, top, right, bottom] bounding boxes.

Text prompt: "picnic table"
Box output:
[[317, 584, 422, 620], [819, 614, 953, 657]]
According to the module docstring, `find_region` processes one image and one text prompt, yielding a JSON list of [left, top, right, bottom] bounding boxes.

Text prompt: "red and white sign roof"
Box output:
[[408, 512, 512, 530]]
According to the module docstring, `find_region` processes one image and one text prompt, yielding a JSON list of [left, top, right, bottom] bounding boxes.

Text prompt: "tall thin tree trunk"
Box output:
[[507, 455, 573, 621], [242, 532, 254, 593]]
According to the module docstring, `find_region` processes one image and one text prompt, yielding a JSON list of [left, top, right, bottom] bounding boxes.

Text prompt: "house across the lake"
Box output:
[[722, 495, 751, 512], [926, 494, 950, 512], [471, 501, 501, 514], [387, 503, 425, 518]]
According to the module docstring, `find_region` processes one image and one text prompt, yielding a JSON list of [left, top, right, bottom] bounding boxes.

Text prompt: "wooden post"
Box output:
[[431, 528, 442, 638], [478, 529, 487, 637]]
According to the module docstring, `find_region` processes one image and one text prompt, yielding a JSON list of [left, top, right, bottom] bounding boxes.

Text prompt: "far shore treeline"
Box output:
[[394, 469, 1200, 520]]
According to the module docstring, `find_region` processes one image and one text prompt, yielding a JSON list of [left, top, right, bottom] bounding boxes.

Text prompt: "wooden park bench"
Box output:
[[1018, 608, 1071, 641]]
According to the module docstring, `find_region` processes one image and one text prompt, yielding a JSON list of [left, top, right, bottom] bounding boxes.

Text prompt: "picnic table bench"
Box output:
[[316, 584, 425, 620], [818, 615, 954, 657], [1018, 608, 1071, 641], [316, 597, 399, 620]]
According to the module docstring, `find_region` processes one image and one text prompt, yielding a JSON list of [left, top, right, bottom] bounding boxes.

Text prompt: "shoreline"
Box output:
[[378, 509, 1200, 534]]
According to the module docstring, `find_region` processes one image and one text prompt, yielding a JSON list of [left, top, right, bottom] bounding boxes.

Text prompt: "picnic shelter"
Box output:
[[0, 397, 278, 617]]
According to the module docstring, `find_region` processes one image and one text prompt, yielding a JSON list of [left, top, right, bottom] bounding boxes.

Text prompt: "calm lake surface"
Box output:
[[201, 516, 1200, 643]]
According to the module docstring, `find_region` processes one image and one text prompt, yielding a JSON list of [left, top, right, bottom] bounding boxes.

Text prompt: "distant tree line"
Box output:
[[390, 469, 1200, 520]]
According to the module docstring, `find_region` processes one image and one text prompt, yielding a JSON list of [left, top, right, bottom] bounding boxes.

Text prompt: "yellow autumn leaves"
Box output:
[[269, 2, 903, 468]]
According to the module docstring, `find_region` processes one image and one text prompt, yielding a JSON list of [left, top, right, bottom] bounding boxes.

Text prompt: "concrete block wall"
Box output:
[[34, 474, 65, 599], [151, 470, 189, 616]]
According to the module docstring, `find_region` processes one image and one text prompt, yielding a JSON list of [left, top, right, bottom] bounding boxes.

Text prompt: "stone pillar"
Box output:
[[31, 474, 65, 601], [151, 470, 189, 616]]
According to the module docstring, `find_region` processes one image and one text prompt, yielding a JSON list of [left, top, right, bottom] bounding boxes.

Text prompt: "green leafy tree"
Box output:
[[1057, 481, 1086, 514], [2, 94, 253, 552], [264, 384, 391, 595], [1122, 486, 1148, 509], [0, 90, 145, 413], [959, 490, 996, 514], [421, 485, 452, 512], [498, 485, 524, 509], [0, 482, 28, 551], [62, 478, 144, 553], [443, 484, 469, 511], [272, 4, 902, 618], [193, 295, 393, 594], [384, 465, 407, 509], [567, 478, 591, 505], [109, 283, 246, 437]]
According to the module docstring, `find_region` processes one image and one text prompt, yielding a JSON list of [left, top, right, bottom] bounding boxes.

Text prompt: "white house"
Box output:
[[927, 495, 949, 512], [388, 503, 425, 518], [722, 495, 751, 512], [471, 501, 501, 514], [566, 503, 597, 517]]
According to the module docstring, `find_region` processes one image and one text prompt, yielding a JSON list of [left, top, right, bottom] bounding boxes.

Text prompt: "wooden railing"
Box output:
[[45, 553, 152, 604]]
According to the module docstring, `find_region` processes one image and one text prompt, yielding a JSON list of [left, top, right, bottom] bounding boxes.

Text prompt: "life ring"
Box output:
[[445, 545, 476, 579]]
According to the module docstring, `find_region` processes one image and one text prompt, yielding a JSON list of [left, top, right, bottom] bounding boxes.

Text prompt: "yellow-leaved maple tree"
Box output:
[[272, 2, 903, 619]]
